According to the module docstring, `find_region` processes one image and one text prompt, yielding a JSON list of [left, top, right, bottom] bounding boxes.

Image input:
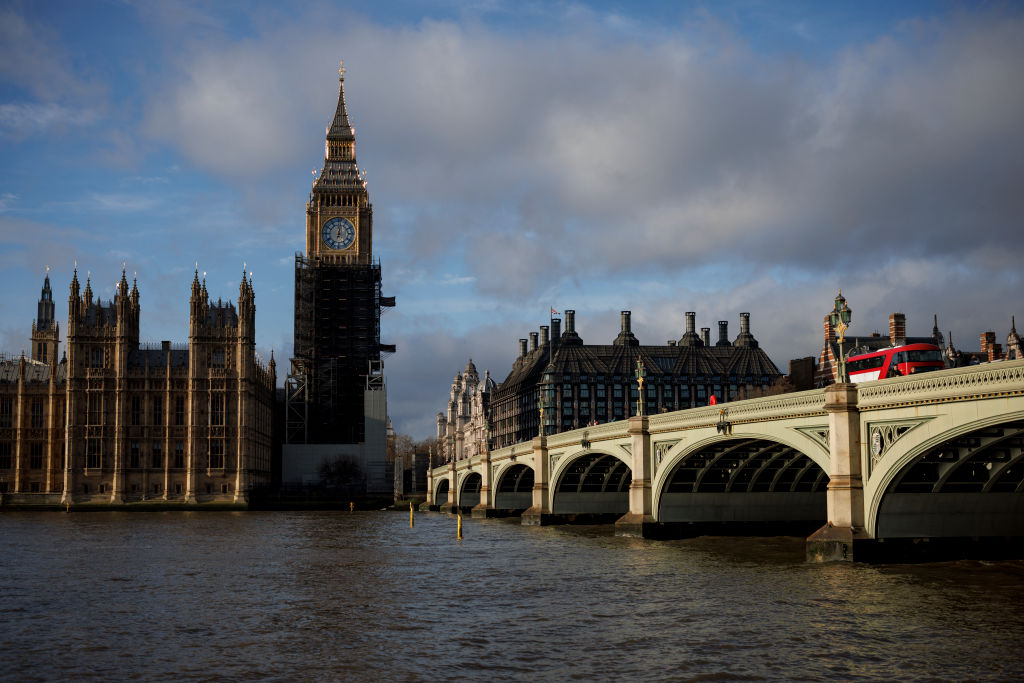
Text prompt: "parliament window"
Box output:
[[152, 396, 163, 425], [0, 442, 11, 469], [31, 399, 44, 429], [130, 442, 140, 469], [151, 442, 162, 468], [211, 395, 224, 426], [88, 394, 102, 424], [130, 396, 142, 426], [90, 347, 104, 368], [210, 440, 224, 469], [0, 397, 12, 428], [29, 443, 43, 469], [212, 348, 225, 368], [86, 440, 101, 469], [175, 397, 185, 426], [174, 441, 185, 469]]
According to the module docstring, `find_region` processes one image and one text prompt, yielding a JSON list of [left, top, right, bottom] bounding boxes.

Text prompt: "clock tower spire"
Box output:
[[307, 60, 372, 264]]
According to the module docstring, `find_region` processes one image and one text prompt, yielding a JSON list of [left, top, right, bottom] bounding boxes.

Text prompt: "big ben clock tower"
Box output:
[[288, 62, 395, 466], [305, 62, 373, 264]]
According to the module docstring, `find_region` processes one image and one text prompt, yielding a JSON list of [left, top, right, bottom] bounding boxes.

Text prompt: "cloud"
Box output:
[[144, 8, 1024, 300], [7, 3, 1023, 439], [0, 102, 100, 138]]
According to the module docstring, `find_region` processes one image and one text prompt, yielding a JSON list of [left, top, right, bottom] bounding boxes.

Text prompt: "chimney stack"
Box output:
[[733, 312, 758, 348], [613, 310, 639, 346], [981, 331, 1001, 361], [529, 332, 538, 352], [551, 318, 561, 342], [717, 320, 731, 346], [519, 338, 528, 357], [679, 311, 702, 346], [889, 313, 906, 346], [565, 310, 576, 334], [540, 325, 549, 347], [701, 327, 711, 346]]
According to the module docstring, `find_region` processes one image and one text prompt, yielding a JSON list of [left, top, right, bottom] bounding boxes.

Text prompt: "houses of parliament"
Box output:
[[0, 269, 276, 504], [0, 61, 392, 504]]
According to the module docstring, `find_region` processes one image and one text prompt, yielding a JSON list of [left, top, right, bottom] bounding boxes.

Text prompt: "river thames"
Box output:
[[1, 511, 1022, 681]]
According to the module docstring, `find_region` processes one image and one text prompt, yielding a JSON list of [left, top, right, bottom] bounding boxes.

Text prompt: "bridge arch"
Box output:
[[457, 471, 482, 511], [868, 413, 1024, 538], [551, 450, 631, 516], [654, 434, 827, 526], [434, 477, 450, 506], [494, 463, 534, 511]]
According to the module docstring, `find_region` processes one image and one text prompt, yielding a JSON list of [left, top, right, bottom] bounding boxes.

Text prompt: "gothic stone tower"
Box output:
[[31, 273, 60, 363], [289, 62, 394, 445]]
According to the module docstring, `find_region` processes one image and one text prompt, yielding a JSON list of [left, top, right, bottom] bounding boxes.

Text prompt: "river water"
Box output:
[[1, 511, 1023, 682]]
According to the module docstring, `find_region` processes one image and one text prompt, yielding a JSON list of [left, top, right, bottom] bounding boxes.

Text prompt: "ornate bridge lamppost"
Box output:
[[634, 357, 647, 416], [829, 291, 853, 383]]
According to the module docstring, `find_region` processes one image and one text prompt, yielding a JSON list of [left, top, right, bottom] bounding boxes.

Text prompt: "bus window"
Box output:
[[848, 357, 884, 373]]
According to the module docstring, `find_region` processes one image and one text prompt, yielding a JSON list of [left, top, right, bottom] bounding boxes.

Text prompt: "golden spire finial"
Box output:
[[338, 60, 346, 79]]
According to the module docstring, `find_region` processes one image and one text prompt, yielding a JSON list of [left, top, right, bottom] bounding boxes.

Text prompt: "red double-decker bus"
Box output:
[[846, 343, 945, 383]]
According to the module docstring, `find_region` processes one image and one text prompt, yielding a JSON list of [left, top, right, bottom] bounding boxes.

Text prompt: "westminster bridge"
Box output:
[[424, 359, 1024, 561]]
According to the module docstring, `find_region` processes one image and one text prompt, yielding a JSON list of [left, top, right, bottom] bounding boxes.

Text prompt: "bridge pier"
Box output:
[[471, 450, 496, 518], [419, 465, 435, 512], [615, 415, 659, 537], [522, 436, 559, 525], [807, 383, 872, 561]]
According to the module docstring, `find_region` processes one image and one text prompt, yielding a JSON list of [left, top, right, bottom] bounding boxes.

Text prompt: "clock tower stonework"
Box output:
[[305, 63, 373, 264], [287, 63, 395, 476]]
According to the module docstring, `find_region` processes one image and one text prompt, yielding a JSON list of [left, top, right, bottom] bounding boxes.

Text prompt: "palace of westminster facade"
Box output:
[[0, 268, 276, 504]]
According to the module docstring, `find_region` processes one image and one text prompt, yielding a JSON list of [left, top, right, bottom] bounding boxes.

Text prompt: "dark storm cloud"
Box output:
[[148, 8, 1024, 291]]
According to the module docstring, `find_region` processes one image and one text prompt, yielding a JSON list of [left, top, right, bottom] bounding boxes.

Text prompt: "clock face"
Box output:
[[321, 217, 355, 250]]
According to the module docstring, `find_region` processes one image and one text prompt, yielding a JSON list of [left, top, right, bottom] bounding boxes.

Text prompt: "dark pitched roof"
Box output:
[[494, 339, 781, 401]]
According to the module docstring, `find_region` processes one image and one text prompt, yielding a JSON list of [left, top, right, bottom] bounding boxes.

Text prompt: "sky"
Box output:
[[2, 0, 1023, 440]]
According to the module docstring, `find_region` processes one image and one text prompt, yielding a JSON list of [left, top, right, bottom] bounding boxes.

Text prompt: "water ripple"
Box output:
[[1, 511, 1023, 681]]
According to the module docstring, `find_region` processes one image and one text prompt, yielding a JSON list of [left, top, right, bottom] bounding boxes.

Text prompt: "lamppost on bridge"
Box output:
[[634, 357, 647, 417], [539, 363, 556, 437], [829, 291, 853, 383]]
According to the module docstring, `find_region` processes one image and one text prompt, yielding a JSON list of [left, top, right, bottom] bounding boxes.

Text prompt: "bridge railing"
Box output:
[[649, 388, 827, 432], [546, 420, 629, 449], [857, 358, 1024, 411]]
